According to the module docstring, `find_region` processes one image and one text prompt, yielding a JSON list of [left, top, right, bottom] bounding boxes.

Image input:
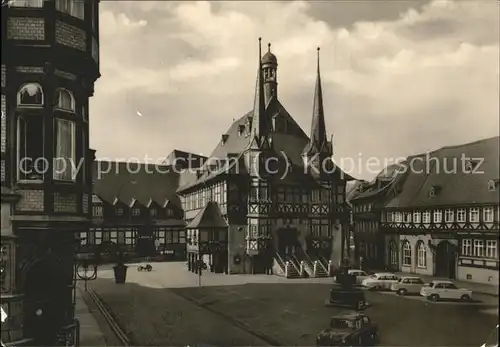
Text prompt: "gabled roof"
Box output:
[[93, 161, 182, 209], [385, 136, 500, 208], [186, 201, 228, 229]]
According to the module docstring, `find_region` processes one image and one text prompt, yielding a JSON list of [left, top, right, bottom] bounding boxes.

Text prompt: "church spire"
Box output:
[[305, 47, 328, 155], [251, 37, 268, 140]]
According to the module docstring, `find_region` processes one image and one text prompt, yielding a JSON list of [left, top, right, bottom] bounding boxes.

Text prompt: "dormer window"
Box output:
[[131, 208, 140, 216], [150, 208, 157, 217], [465, 160, 479, 172], [488, 179, 499, 191], [238, 124, 245, 136], [166, 208, 174, 218], [429, 185, 441, 197], [116, 207, 123, 215]]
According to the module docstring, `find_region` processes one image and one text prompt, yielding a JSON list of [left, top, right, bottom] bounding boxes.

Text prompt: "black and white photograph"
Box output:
[[1, 0, 498, 346]]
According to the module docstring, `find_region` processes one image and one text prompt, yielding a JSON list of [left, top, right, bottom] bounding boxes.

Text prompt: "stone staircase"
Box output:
[[272, 252, 302, 278], [308, 253, 330, 277]]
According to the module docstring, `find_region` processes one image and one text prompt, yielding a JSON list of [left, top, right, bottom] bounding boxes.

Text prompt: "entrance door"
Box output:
[[435, 241, 456, 279], [23, 257, 67, 346], [277, 229, 300, 256], [136, 227, 155, 257]]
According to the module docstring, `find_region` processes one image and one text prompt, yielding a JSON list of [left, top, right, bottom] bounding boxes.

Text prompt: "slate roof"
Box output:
[[177, 99, 354, 192], [385, 136, 500, 208], [92, 161, 182, 209], [186, 201, 228, 229], [162, 149, 207, 169], [350, 163, 406, 202]]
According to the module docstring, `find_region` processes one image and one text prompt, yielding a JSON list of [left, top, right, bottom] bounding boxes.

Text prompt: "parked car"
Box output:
[[316, 312, 379, 346], [361, 273, 398, 290], [334, 269, 370, 285], [326, 286, 367, 310], [420, 280, 473, 302], [481, 324, 498, 347], [390, 276, 425, 295]]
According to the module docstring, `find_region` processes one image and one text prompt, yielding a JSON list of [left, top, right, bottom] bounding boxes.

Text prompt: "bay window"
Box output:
[[53, 118, 76, 181], [54, 89, 75, 112], [17, 115, 45, 181], [56, 0, 84, 19]]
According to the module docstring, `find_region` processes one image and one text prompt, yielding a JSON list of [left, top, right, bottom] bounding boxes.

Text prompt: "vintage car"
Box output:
[[316, 312, 379, 346], [361, 273, 398, 290], [334, 269, 370, 285], [481, 324, 498, 347], [390, 276, 425, 295], [326, 287, 367, 310], [419, 280, 473, 302]]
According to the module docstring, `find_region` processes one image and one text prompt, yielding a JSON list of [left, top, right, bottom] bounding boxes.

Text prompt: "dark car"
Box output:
[[316, 312, 379, 346], [326, 287, 367, 311]]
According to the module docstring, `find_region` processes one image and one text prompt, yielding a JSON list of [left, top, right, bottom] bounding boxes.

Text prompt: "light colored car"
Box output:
[[333, 269, 370, 285], [419, 280, 473, 302], [390, 276, 425, 295], [481, 324, 498, 347], [361, 272, 399, 290]]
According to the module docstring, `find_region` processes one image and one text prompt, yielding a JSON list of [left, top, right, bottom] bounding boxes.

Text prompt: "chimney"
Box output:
[[221, 134, 229, 144], [238, 124, 245, 136]]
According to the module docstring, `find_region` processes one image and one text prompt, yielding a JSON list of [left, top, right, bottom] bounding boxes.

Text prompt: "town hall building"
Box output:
[[177, 39, 354, 277]]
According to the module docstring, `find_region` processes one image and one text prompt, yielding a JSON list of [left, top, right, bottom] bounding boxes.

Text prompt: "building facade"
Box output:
[[1, 0, 100, 345], [177, 41, 354, 277], [350, 165, 405, 271], [77, 160, 189, 261], [381, 137, 499, 285]]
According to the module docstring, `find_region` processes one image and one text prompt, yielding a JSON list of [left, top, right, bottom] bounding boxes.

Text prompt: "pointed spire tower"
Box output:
[[250, 37, 271, 150], [303, 47, 333, 174]]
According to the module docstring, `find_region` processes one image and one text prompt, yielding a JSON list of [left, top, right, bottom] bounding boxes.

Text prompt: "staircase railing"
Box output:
[[286, 254, 301, 275], [316, 254, 329, 274], [298, 249, 314, 277], [274, 252, 286, 275]]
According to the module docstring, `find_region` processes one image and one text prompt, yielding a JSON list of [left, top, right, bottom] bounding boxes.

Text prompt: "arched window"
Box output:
[[417, 241, 427, 268], [54, 89, 75, 112], [17, 83, 44, 107], [402, 241, 411, 266], [390, 241, 398, 265]]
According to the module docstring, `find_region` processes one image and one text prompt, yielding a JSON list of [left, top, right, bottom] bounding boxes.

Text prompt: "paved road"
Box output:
[[90, 262, 498, 346]]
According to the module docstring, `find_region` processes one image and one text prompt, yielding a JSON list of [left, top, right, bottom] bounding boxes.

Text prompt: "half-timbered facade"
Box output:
[[77, 160, 187, 261], [350, 165, 405, 271], [381, 137, 500, 285], [1, 0, 100, 345], [177, 41, 354, 277]]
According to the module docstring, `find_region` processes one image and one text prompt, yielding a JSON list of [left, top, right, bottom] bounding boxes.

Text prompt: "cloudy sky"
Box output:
[[90, 0, 499, 180]]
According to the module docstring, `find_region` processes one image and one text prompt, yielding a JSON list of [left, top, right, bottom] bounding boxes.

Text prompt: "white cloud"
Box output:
[[90, 0, 499, 179]]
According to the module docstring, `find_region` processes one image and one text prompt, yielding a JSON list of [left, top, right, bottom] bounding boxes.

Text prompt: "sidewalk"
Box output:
[[394, 271, 499, 296], [75, 287, 107, 346]]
